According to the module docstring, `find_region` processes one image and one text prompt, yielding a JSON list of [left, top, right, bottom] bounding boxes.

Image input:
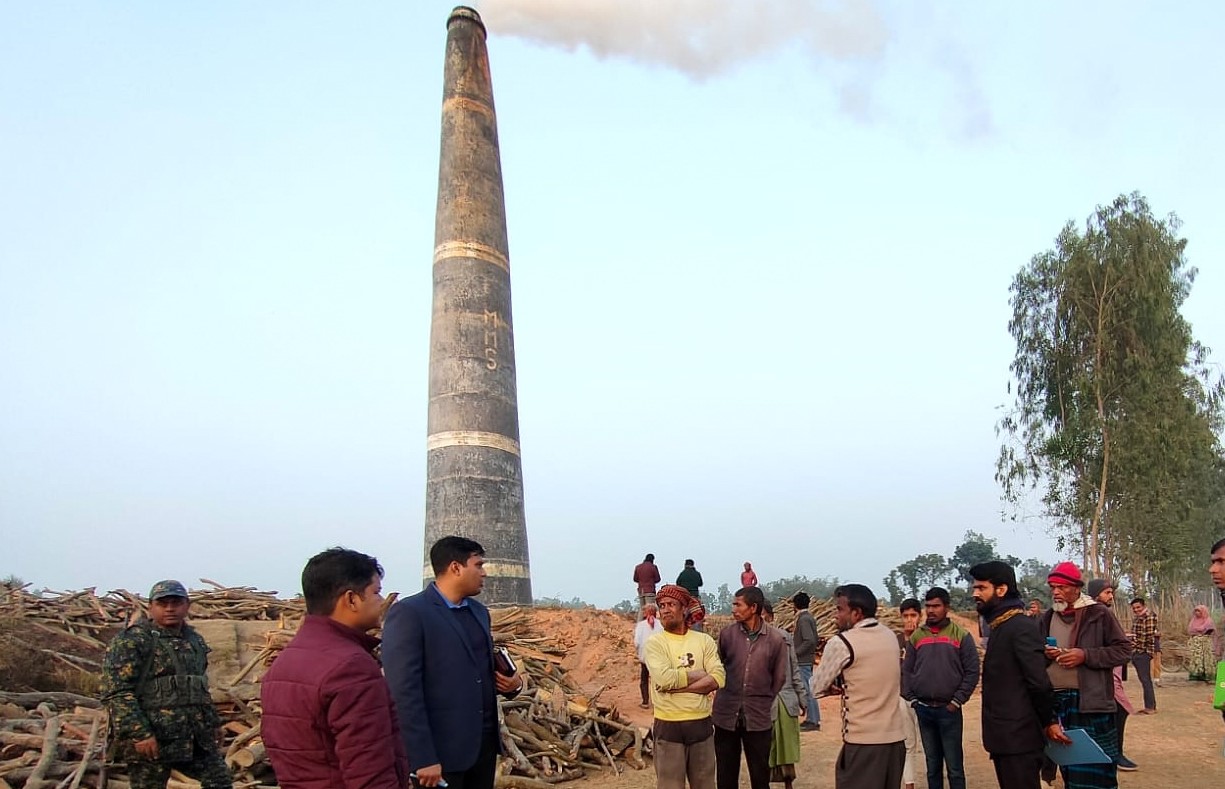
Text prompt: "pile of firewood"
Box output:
[[703, 594, 904, 643], [1, 584, 649, 788]]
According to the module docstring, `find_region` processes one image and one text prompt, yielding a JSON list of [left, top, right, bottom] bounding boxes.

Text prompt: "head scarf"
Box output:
[[656, 584, 692, 609], [1189, 604, 1214, 636]]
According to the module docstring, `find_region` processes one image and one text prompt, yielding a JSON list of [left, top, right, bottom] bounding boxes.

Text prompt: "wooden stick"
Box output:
[[63, 717, 99, 789], [23, 714, 60, 789]]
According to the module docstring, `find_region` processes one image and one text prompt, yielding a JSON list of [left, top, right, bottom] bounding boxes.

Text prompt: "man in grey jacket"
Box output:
[[791, 592, 821, 732], [713, 587, 790, 789]]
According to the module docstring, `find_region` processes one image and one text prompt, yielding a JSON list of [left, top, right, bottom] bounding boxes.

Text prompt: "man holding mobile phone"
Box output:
[[383, 537, 523, 789]]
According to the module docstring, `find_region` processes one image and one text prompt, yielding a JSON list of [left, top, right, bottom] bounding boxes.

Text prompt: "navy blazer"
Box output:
[[382, 586, 501, 773]]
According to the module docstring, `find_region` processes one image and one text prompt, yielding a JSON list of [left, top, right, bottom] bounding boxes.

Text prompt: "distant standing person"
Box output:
[[1086, 578, 1138, 771], [99, 581, 232, 789], [713, 587, 790, 789], [969, 561, 1070, 789], [1026, 600, 1043, 618], [1210, 537, 1225, 724], [635, 603, 665, 708], [899, 599, 922, 642], [809, 583, 906, 789], [1128, 596, 1159, 713], [645, 584, 726, 789], [902, 587, 979, 789], [634, 553, 662, 611], [1186, 605, 1215, 682], [762, 600, 804, 789], [791, 591, 822, 732], [678, 559, 704, 599], [261, 548, 409, 789], [741, 562, 759, 588]]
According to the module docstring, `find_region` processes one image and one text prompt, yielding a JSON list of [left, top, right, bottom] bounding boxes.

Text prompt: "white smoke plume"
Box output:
[[477, 0, 889, 79], [476, 0, 995, 138]]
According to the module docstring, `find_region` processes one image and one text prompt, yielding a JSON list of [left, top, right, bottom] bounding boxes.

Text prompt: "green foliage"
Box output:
[[997, 192, 1225, 593], [1, 574, 27, 590], [759, 575, 841, 602], [883, 554, 952, 604], [611, 599, 637, 614], [533, 596, 593, 610], [949, 531, 1021, 585]]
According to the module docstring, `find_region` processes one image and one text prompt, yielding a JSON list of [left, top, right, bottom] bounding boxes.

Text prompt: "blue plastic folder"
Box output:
[[1044, 728, 1112, 766]]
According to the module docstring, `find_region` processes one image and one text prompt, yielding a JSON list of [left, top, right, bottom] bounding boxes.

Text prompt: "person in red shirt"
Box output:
[[633, 553, 662, 611], [740, 562, 758, 588]]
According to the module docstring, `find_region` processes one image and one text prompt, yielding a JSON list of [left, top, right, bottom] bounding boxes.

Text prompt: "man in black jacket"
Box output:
[[969, 562, 1069, 789]]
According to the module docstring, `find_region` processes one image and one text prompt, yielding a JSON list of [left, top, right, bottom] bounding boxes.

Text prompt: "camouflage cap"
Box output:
[[149, 580, 189, 601]]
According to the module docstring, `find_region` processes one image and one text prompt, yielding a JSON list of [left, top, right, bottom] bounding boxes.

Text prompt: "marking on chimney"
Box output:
[[427, 430, 521, 457], [444, 95, 495, 120], [434, 240, 510, 274], [423, 560, 531, 580]]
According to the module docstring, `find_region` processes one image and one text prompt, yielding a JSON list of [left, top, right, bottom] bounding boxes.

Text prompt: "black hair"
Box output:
[[684, 559, 695, 566], [969, 561, 1020, 599], [762, 599, 774, 616], [430, 535, 485, 576], [1212, 536, 1225, 553], [924, 587, 951, 606], [792, 591, 811, 610], [899, 598, 922, 615], [1130, 596, 1145, 606], [645, 553, 655, 562], [834, 583, 877, 619], [736, 586, 766, 616], [302, 547, 384, 616]]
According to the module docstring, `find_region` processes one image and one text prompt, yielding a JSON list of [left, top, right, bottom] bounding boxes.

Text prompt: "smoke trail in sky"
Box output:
[[477, 0, 993, 139], [477, 0, 888, 78]]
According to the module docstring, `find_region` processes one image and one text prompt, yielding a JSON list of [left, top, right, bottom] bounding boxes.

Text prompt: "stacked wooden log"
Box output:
[[703, 594, 904, 643], [1, 585, 649, 787]]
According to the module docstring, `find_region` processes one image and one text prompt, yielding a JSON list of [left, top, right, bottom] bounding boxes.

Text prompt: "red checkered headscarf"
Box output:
[[656, 584, 692, 609]]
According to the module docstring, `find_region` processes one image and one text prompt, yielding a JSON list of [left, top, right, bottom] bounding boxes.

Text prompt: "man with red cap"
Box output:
[[1038, 562, 1131, 789], [645, 584, 726, 789]]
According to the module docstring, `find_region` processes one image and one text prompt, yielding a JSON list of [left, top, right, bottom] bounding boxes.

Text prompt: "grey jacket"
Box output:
[[773, 627, 806, 718], [793, 609, 819, 664]]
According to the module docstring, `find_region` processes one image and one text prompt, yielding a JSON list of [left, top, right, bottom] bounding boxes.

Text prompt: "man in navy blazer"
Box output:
[[383, 536, 523, 789]]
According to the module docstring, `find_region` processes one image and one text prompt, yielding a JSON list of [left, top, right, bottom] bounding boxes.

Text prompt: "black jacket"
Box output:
[[980, 609, 1056, 756], [1038, 603, 1131, 714]]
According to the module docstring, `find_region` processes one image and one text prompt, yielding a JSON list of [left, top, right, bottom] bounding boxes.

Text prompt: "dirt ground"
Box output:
[[567, 633, 1225, 788]]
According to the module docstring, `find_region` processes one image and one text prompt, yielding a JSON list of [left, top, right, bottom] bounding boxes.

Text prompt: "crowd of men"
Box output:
[[96, 537, 1225, 789]]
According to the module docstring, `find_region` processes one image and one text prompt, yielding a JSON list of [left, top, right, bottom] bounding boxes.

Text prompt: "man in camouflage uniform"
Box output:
[[100, 580, 232, 788]]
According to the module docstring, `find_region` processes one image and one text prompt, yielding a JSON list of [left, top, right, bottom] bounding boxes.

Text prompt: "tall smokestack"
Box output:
[[424, 6, 532, 605]]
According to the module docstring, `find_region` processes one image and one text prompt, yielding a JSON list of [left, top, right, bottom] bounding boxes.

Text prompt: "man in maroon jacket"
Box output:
[[260, 548, 409, 789], [633, 553, 662, 611]]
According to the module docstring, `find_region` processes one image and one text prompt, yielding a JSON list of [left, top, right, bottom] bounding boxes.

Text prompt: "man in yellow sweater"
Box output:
[[646, 584, 727, 789]]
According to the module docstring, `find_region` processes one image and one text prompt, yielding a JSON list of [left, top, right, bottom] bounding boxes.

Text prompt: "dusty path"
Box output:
[[589, 671, 1224, 788]]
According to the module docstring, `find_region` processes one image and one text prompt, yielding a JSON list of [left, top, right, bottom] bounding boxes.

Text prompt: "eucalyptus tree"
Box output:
[[997, 192, 1223, 586]]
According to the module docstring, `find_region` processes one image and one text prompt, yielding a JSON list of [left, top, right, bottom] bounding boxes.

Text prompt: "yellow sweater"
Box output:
[[644, 629, 726, 721]]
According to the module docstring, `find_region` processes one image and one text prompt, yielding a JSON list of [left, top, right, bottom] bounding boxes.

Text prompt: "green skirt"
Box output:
[[769, 706, 801, 779], [1188, 634, 1214, 681]]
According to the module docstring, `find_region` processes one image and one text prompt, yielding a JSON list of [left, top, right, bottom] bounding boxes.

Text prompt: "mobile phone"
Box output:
[[1045, 636, 1058, 648], [493, 645, 517, 676], [410, 774, 448, 788]]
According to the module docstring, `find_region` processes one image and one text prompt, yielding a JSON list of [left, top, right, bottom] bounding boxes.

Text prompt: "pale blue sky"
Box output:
[[3, 2, 1223, 606]]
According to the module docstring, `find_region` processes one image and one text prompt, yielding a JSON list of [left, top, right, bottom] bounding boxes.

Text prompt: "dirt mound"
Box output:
[[527, 607, 642, 710]]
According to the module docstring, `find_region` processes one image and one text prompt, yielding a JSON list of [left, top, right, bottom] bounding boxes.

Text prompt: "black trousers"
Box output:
[[640, 662, 651, 705], [991, 751, 1043, 789], [442, 731, 499, 789], [714, 723, 772, 789], [1115, 708, 1128, 755]]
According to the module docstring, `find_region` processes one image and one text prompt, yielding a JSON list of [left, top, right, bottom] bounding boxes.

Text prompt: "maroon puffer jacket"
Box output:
[[261, 615, 409, 789]]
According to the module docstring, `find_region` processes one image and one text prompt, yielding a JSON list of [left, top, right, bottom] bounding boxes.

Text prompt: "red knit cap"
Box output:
[[1047, 561, 1084, 587]]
